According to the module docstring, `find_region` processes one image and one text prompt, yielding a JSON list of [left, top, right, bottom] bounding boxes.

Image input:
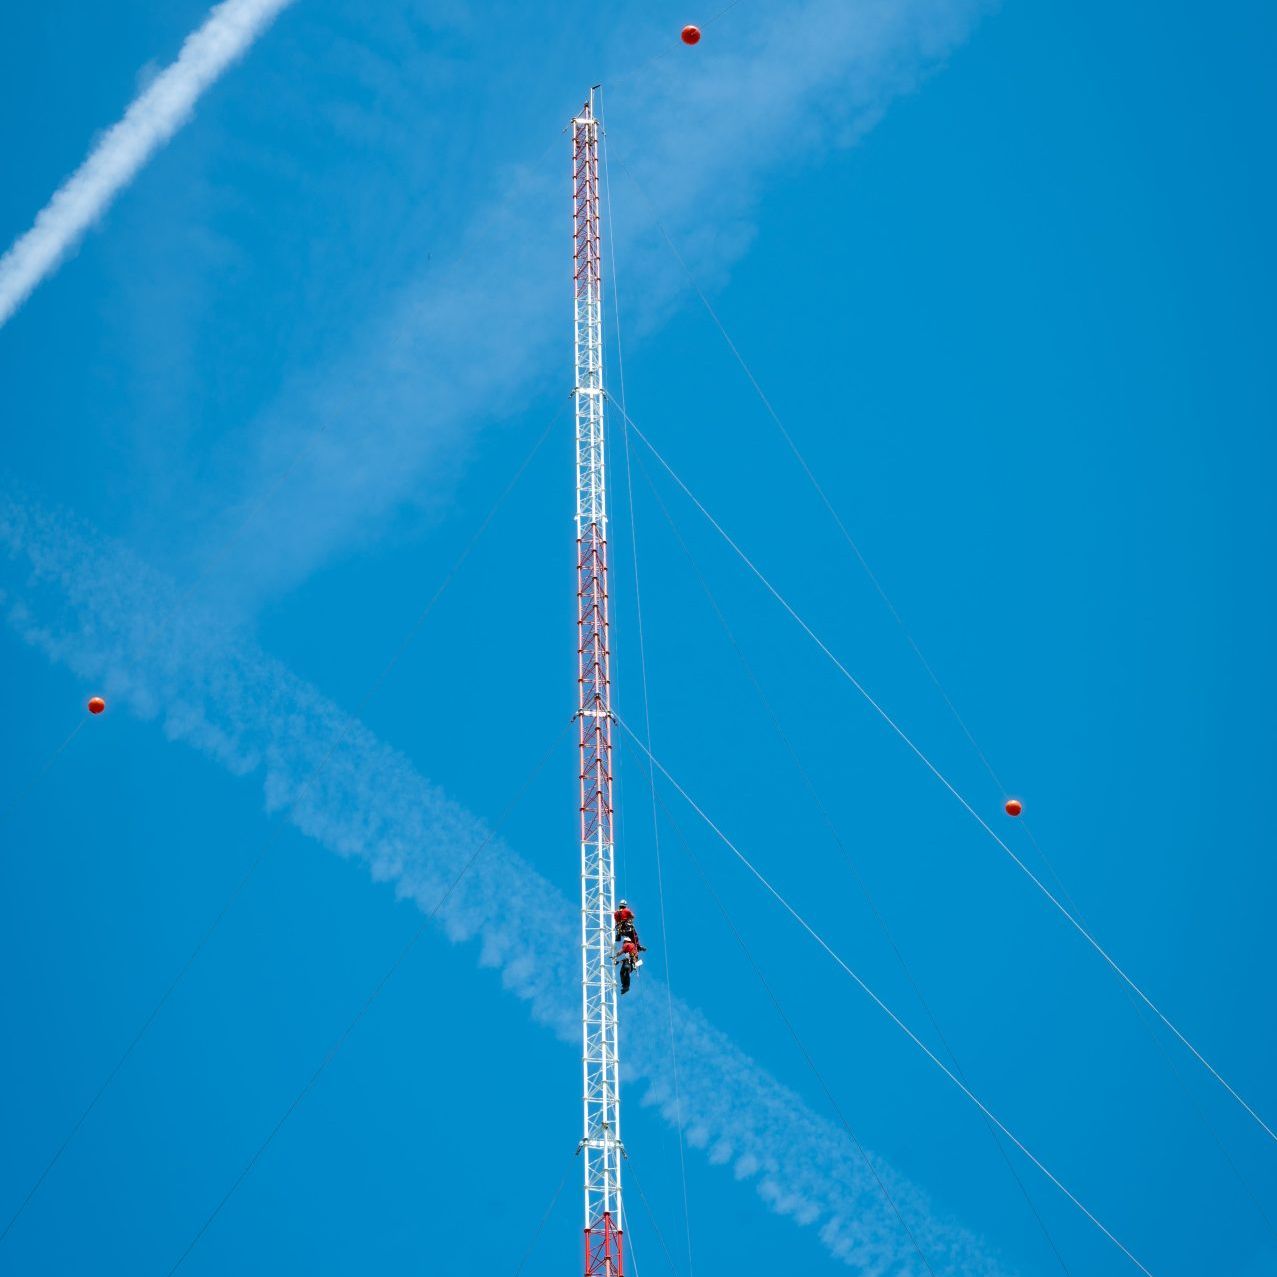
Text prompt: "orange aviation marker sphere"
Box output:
[[87, 696, 106, 715], [681, 24, 702, 45], [1004, 798, 1023, 817]]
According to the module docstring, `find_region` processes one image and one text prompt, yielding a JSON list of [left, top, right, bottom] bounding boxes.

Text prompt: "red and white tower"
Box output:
[[572, 90, 624, 1277]]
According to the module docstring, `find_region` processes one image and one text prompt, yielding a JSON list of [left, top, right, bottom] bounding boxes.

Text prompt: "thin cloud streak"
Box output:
[[0, 0, 297, 329], [195, 0, 993, 607], [0, 484, 1015, 1277]]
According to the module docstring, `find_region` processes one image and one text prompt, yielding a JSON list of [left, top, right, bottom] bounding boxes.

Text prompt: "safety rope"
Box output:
[[600, 105, 697, 1277], [631, 446, 1073, 1274], [621, 1193, 643, 1277], [511, 1158, 574, 1277], [650, 788, 942, 1277], [615, 717, 1157, 1277], [611, 393, 1277, 1150], [1020, 823, 1277, 1242], [609, 148, 1008, 798], [624, 1157, 682, 1276], [601, 164, 1274, 1233]]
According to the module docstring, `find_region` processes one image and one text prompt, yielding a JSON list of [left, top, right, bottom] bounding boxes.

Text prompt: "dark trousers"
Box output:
[[619, 959, 632, 994]]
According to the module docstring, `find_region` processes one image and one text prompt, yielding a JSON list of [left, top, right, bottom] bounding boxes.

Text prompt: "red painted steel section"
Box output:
[[577, 519, 613, 855], [585, 1213, 623, 1277]]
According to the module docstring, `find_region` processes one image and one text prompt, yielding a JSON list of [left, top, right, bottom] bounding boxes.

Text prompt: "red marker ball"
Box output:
[[681, 24, 701, 45], [87, 696, 106, 715], [1004, 798, 1023, 817]]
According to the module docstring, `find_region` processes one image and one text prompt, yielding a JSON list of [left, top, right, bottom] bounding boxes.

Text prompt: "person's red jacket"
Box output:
[[614, 906, 634, 928]]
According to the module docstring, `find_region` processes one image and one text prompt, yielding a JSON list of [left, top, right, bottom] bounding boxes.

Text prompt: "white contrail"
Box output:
[[0, 485, 1015, 1277], [0, 0, 297, 329], [184, 0, 994, 607]]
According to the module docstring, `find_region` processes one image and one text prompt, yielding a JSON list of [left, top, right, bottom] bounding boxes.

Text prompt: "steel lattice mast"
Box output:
[[572, 89, 624, 1277]]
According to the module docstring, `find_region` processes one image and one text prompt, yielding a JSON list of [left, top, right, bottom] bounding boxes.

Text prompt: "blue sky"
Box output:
[[2, 1, 1275, 1274]]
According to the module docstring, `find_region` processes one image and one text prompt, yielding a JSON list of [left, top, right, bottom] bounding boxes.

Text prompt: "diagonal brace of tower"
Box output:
[[572, 89, 625, 1277]]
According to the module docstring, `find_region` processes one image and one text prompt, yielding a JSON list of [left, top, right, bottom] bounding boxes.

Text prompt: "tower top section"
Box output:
[[572, 84, 602, 124]]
